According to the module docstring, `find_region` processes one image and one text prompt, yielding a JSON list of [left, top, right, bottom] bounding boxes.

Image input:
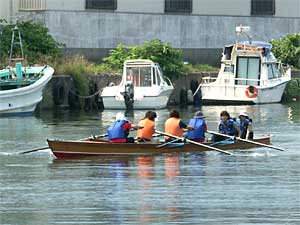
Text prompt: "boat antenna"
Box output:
[[236, 25, 252, 44]]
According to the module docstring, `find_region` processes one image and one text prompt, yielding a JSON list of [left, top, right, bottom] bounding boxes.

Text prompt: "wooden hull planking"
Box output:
[[47, 136, 271, 159]]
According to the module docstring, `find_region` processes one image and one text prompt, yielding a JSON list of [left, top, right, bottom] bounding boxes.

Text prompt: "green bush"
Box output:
[[182, 63, 218, 73], [51, 55, 120, 95], [103, 39, 184, 79], [0, 20, 63, 63], [271, 34, 300, 69], [282, 78, 300, 102]]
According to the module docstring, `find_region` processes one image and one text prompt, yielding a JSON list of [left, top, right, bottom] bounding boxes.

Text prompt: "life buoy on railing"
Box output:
[[245, 86, 258, 98]]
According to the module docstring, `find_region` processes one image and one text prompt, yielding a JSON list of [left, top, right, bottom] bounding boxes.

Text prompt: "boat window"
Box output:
[[156, 67, 162, 85], [223, 46, 233, 60], [224, 65, 234, 73], [152, 67, 157, 85], [267, 63, 281, 79], [126, 66, 152, 87], [236, 57, 260, 86]]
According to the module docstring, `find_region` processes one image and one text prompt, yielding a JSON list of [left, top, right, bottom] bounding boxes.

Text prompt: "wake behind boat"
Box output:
[[101, 59, 174, 109], [47, 135, 270, 159], [197, 26, 291, 104]]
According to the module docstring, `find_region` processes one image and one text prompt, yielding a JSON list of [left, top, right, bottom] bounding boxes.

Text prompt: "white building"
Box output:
[[1, 0, 300, 64]]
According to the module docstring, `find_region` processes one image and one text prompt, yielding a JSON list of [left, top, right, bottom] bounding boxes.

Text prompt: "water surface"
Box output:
[[0, 103, 299, 224]]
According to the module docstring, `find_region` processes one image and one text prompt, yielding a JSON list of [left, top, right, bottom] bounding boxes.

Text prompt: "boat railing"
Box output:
[[202, 76, 217, 84], [163, 76, 173, 87], [202, 76, 282, 87]]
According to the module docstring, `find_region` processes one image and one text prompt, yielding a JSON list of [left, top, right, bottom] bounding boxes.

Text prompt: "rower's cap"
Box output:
[[194, 111, 205, 118], [116, 112, 126, 121], [239, 110, 249, 117]]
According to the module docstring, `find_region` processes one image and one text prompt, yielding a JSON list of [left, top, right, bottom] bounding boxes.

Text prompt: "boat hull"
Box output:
[[102, 89, 173, 109], [0, 66, 54, 114], [201, 80, 289, 104], [48, 136, 271, 159]]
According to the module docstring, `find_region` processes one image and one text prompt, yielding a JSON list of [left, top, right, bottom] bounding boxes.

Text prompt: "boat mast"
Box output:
[[9, 19, 24, 65]]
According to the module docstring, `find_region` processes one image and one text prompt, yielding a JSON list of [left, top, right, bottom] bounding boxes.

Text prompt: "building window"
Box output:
[[251, 0, 275, 15], [86, 0, 117, 10], [165, 0, 192, 13]]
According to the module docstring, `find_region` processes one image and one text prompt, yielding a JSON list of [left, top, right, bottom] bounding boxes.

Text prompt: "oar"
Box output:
[[155, 130, 233, 155], [19, 146, 49, 154], [19, 133, 109, 154], [84, 133, 108, 140], [156, 137, 182, 148], [207, 130, 285, 152]]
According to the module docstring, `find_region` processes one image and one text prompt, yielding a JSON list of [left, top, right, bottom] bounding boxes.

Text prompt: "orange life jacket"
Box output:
[[164, 117, 183, 139], [136, 118, 155, 140]]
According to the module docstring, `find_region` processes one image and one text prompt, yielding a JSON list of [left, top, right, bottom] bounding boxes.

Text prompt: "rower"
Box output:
[[136, 111, 157, 142], [107, 112, 139, 143], [164, 109, 193, 142], [237, 110, 254, 139], [212, 110, 240, 142], [186, 111, 207, 143]]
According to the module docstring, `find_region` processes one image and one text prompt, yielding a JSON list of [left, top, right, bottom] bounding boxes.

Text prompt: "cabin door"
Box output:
[[236, 57, 260, 86]]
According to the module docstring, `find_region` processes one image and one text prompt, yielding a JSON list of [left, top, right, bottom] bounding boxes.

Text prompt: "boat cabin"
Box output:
[[121, 59, 171, 88], [219, 41, 288, 87], [101, 59, 174, 109]]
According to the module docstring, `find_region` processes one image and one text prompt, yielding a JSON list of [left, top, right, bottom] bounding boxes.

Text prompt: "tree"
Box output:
[[0, 20, 63, 63], [103, 39, 184, 79], [271, 33, 300, 68]]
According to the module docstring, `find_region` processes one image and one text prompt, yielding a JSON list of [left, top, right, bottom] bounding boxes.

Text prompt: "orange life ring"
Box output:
[[245, 86, 258, 98]]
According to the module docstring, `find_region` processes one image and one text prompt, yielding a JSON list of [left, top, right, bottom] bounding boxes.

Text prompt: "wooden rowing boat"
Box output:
[[47, 136, 271, 159]]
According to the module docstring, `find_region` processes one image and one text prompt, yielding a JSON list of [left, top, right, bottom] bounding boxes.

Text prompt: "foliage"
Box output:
[[182, 63, 218, 73], [271, 34, 300, 69], [103, 39, 184, 79], [50, 55, 120, 95], [282, 78, 300, 102], [0, 20, 63, 63]]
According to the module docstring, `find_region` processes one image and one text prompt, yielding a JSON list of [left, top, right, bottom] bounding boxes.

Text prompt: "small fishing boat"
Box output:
[[0, 22, 54, 115], [101, 59, 174, 109], [0, 63, 54, 114], [47, 135, 270, 159], [196, 26, 291, 104]]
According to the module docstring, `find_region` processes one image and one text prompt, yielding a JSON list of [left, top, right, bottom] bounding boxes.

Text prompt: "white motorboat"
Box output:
[[0, 63, 54, 115], [197, 26, 291, 104], [101, 59, 174, 109]]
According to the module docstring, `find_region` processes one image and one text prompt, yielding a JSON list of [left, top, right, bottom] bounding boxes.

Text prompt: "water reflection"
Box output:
[[137, 156, 154, 179], [1, 104, 300, 224], [164, 155, 180, 178], [287, 101, 300, 122]]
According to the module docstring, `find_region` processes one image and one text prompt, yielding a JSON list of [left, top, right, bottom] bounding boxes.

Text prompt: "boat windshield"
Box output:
[[236, 57, 260, 86], [267, 63, 281, 79], [126, 66, 152, 87]]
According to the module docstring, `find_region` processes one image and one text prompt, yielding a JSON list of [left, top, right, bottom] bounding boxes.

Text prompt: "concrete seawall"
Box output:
[[37, 72, 217, 111]]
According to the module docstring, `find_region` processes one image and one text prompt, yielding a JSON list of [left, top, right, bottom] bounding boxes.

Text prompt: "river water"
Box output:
[[0, 103, 299, 225]]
